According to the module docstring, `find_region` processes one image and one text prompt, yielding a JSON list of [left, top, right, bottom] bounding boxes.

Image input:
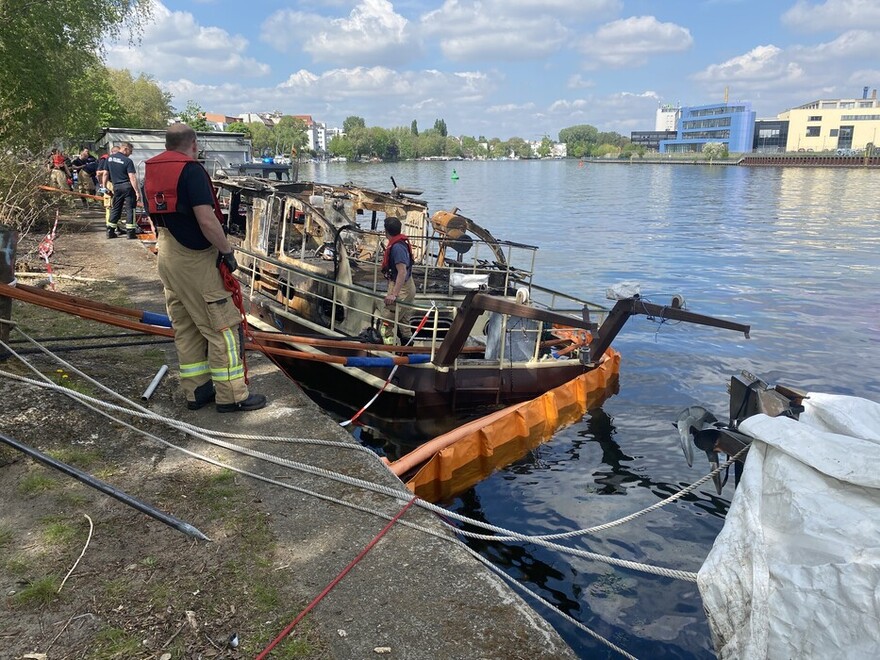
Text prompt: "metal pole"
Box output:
[[0, 432, 210, 541], [141, 364, 169, 400], [0, 225, 17, 347]]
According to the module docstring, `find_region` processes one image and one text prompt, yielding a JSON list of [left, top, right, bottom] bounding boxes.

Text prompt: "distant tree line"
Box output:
[[296, 117, 639, 161]]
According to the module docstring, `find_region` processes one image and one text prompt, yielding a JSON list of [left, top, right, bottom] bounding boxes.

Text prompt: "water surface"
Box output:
[[301, 160, 880, 658]]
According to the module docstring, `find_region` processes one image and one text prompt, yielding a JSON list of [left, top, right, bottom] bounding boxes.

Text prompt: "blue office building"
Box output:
[[659, 102, 756, 153]]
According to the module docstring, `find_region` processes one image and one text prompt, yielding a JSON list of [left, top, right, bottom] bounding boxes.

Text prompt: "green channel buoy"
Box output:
[[451, 169, 459, 180]]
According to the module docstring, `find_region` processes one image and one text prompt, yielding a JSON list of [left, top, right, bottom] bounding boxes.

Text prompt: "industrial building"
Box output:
[[659, 102, 756, 154], [779, 91, 880, 153]]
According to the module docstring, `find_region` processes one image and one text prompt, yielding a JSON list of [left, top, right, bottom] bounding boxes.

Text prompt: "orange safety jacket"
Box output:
[[381, 233, 414, 281], [143, 151, 224, 223]]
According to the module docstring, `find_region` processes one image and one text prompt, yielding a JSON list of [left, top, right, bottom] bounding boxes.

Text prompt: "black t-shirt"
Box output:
[[150, 162, 216, 250], [107, 153, 135, 185], [72, 155, 98, 176]]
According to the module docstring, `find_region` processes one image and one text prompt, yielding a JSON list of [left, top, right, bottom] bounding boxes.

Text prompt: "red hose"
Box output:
[[219, 261, 250, 384], [255, 497, 417, 659]]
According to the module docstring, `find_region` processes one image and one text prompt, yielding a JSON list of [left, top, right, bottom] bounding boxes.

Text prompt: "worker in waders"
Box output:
[[143, 123, 266, 413]]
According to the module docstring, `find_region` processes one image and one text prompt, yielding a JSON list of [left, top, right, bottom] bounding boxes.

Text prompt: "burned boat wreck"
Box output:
[[216, 176, 750, 442]]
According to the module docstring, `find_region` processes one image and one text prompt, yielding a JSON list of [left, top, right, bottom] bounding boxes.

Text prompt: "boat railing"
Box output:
[[235, 244, 457, 355], [339, 226, 540, 296]]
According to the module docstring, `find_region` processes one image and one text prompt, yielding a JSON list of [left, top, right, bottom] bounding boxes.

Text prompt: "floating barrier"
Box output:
[[388, 349, 621, 501]]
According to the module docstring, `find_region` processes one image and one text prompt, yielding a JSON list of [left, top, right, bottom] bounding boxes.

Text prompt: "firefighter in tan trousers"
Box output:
[[143, 123, 266, 413]]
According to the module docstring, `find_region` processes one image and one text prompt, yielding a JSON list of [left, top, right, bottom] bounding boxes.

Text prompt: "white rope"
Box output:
[[0, 329, 740, 654], [58, 514, 93, 593], [1, 330, 716, 581], [0, 348, 703, 584]]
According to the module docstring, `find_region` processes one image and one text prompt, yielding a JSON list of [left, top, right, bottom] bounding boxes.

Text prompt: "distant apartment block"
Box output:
[[291, 115, 328, 153], [779, 92, 880, 152], [203, 113, 240, 131], [660, 102, 756, 153], [237, 111, 283, 127], [655, 104, 680, 132]]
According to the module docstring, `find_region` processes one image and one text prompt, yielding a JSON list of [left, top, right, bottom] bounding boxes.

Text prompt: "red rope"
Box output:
[[255, 497, 417, 660], [219, 261, 250, 384], [345, 307, 435, 426], [38, 212, 59, 291]]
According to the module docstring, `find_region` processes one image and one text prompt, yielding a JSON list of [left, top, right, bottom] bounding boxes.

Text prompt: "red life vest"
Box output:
[[381, 233, 413, 280], [143, 151, 223, 223], [51, 154, 66, 169]]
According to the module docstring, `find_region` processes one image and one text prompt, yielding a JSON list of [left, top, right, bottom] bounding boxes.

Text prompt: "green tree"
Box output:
[[508, 137, 531, 159], [410, 119, 419, 136], [702, 142, 728, 161], [342, 116, 366, 134], [107, 68, 173, 128], [178, 100, 209, 131], [393, 126, 418, 160], [226, 122, 254, 139], [463, 136, 488, 159], [537, 136, 553, 158], [0, 0, 152, 149], [246, 121, 273, 156], [433, 118, 448, 137], [274, 116, 308, 156], [64, 60, 128, 139], [417, 129, 445, 157], [328, 134, 355, 160]]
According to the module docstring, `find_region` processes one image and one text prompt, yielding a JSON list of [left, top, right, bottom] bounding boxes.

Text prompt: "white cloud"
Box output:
[[693, 45, 804, 86], [579, 16, 693, 69], [420, 0, 570, 61], [690, 29, 880, 116], [782, 0, 880, 32], [260, 0, 416, 66], [159, 66, 498, 129], [567, 74, 595, 89], [487, 102, 537, 114], [502, 0, 621, 18], [537, 92, 661, 134], [793, 29, 878, 62], [106, 1, 270, 79]]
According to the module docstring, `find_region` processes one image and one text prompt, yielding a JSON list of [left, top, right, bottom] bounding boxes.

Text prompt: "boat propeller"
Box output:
[[673, 405, 755, 494], [674, 405, 717, 468]]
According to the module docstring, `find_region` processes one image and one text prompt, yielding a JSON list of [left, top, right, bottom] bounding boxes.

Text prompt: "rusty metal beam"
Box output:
[[433, 292, 598, 367], [588, 297, 751, 361], [433, 291, 482, 366]]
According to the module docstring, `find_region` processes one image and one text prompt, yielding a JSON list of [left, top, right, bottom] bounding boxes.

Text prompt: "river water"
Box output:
[[300, 160, 880, 659]]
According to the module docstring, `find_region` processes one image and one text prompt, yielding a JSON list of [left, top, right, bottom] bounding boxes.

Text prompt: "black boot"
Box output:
[[216, 393, 268, 413], [107, 227, 117, 239], [186, 382, 216, 410], [127, 228, 137, 240]]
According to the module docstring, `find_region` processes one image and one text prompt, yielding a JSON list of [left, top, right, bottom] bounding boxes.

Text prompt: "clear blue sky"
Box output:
[[108, 0, 880, 139]]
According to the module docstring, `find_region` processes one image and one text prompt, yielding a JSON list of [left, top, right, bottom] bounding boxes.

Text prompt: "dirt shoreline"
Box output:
[[0, 211, 575, 659]]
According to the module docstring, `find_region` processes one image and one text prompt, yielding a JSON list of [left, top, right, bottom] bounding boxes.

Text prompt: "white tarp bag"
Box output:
[[698, 393, 880, 659], [605, 281, 640, 300]]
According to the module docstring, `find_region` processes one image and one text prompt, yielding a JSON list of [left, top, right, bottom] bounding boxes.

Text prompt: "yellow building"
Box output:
[[780, 96, 880, 153]]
